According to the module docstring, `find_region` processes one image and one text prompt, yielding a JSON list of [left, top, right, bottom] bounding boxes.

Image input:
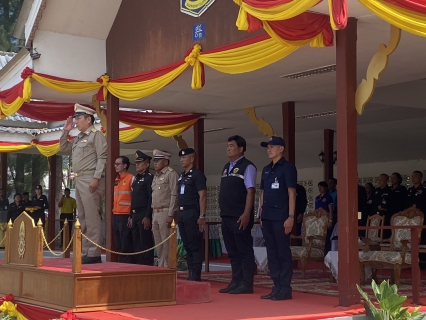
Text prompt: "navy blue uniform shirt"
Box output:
[[315, 193, 333, 212], [260, 157, 297, 221]]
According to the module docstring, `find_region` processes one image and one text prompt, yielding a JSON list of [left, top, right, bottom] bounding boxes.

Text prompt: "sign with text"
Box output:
[[192, 22, 206, 41], [181, 0, 216, 17]]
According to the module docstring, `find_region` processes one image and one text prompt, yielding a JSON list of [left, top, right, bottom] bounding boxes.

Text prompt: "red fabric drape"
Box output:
[[383, 0, 426, 13], [241, 0, 321, 9], [268, 12, 333, 46], [17, 101, 200, 126], [331, 0, 348, 29], [18, 101, 90, 121], [118, 110, 200, 126], [0, 81, 24, 103], [110, 61, 186, 83]]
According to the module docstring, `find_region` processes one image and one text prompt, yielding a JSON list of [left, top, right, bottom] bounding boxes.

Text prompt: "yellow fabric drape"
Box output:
[[234, 0, 320, 30], [0, 144, 30, 153], [198, 37, 298, 74], [328, 0, 339, 30], [107, 64, 189, 101], [119, 128, 144, 142], [359, 0, 426, 38], [263, 22, 326, 47], [32, 73, 102, 94], [123, 118, 198, 138], [0, 77, 32, 118], [0, 301, 28, 320], [33, 142, 60, 157]]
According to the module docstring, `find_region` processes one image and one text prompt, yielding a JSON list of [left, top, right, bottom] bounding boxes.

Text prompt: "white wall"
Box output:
[[32, 30, 106, 80]]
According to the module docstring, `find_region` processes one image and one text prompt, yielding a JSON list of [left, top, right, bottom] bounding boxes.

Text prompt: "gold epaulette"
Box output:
[[91, 128, 97, 133], [168, 167, 174, 172]]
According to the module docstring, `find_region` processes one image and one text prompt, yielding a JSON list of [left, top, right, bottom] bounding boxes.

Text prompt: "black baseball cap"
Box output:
[[179, 148, 195, 157]]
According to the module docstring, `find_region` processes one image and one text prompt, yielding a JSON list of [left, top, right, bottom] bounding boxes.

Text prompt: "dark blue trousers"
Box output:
[[113, 214, 133, 263], [262, 219, 292, 295], [178, 208, 203, 271]]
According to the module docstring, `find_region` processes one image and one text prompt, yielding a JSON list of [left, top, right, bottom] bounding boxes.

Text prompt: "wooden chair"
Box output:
[[359, 207, 424, 286], [291, 208, 328, 278], [359, 214, 385, 250]]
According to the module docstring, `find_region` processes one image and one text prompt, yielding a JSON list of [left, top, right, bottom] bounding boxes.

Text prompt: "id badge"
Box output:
[[271, 178, 279, 189], [180, 185, 185, 194]]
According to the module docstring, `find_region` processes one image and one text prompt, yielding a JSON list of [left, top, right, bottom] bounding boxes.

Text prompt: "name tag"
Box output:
[[180, 185, 185, 194], [271, 178, 279, 189]]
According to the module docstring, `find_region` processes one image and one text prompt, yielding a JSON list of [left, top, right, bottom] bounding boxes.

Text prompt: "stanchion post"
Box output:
[[37, 219, 43, 267], [72, 219, 82, 273], [411, 227, 420, 304], [63, 218, 70, 258], [168, 220, 177, 269], [4, 219, 12, 264]]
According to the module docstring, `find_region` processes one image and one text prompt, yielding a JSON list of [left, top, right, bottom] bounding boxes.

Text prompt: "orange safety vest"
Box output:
[[113, 172, 134, 214]]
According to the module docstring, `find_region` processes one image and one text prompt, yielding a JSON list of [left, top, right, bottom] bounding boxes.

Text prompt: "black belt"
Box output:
[[132, 208, 147, 213], [179, 205, 198, 211], [61, 213, 73, 215]]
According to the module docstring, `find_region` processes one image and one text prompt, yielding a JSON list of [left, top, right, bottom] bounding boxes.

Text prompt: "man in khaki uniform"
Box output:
[[151, 149, 179, 267], [60, 104, 107, 264]]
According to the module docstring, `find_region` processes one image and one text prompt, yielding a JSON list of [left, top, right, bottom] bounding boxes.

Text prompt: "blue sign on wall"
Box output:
[[192, 22, 206, 42], [181, 0, 216, 17]]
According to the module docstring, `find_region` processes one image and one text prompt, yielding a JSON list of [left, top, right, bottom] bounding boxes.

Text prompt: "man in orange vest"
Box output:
[[113, 156, 135, 263]]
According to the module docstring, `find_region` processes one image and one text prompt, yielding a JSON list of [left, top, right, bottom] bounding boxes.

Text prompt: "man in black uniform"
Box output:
[[406, 171, 426, 267], [373, 174, 391, 238], [130, 150, 154, 265], [219, 135, 256, 294], [259, 136, 297, 301], [177, 148, 207, 281]]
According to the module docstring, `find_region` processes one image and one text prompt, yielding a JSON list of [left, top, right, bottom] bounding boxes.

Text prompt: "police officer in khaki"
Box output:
[[151, 149, 179, 267], [60, 104, 107, 264]]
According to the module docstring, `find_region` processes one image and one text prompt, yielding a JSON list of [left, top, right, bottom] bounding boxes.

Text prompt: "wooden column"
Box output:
[[106, 94, 120, 262], [194, 118, 204, 173], [48, 156, 57, 249], [336, 17, 359, 307], [282, 102, 295, 164], [324, 129, 334, 181], [1, 153, 7, 191]]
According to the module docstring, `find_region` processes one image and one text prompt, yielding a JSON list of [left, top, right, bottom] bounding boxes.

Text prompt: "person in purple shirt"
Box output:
[[218, 135, 256, 295]]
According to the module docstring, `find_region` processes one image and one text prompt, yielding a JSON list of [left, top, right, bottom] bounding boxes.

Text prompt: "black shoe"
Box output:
[[187, 269, 194, 281], [271, 292, 292, 301], [192, 269, 202, 282], [219, 282, 239, 293], [261, 291, 278, 299], [82, 256, 102, 264], [229, 284, 253, 294]]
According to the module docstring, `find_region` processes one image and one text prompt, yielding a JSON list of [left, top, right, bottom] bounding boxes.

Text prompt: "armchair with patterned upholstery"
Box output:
[[359, 207, 424, 286], [359, 214, 385, 250], [291, 208, 328, 278]]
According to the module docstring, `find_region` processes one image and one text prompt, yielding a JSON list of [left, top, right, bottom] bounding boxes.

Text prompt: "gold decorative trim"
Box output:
[[18, 221, 26, 258], [355, 25, 401, 115], [93, 95, 107, 134], [243, 107, 276, 138], [173, 135, 189, 149]]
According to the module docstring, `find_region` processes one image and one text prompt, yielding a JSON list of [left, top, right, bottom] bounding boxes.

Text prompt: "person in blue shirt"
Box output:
[[315, 181, 334, 230], [258, 136, 297, 301]]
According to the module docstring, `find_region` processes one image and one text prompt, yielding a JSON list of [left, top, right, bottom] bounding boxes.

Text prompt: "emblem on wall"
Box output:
[[18, 221, 26, 258], [180, 0, 216, 17]]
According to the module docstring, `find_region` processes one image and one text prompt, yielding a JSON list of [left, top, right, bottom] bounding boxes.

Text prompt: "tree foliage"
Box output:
[[0, 0, 24, 52]]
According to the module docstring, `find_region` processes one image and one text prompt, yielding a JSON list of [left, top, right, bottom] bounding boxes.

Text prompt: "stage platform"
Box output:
[[0, 258, 177, 312]]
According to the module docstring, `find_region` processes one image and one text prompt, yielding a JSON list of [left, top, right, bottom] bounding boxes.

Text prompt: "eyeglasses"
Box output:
[[114, 163, 123, 166]]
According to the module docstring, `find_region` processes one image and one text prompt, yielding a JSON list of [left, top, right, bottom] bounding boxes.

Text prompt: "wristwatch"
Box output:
[[199, 214, 206, 219], [289, 214, 295, 219]]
